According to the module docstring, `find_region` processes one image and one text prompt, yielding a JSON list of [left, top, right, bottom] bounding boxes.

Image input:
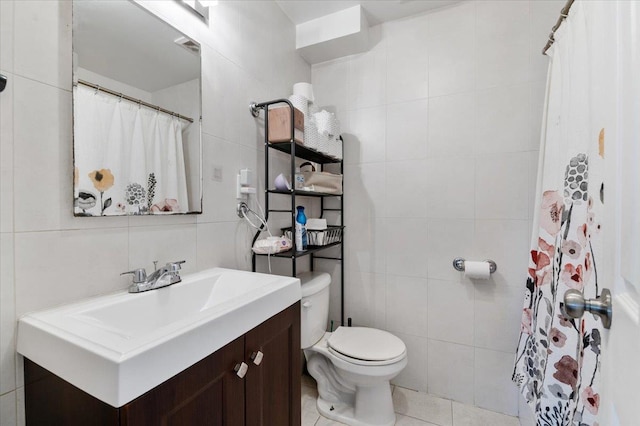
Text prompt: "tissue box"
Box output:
[[306, 218, 328, 230], [268, 106, 304, 144]]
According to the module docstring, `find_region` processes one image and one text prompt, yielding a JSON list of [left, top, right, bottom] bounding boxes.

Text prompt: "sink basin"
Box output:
[[17, 268, 301, 407]]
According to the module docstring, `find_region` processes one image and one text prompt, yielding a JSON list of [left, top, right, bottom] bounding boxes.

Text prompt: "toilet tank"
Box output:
[[298, 271, 331, 349]]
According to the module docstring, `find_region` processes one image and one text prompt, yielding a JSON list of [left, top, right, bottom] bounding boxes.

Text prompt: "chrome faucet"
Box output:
[[121, 260, 186, 293]]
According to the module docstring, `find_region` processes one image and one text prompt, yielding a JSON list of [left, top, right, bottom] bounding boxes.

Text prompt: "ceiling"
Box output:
[[275, 0, 461, 26], [73, 1, 200, 93]]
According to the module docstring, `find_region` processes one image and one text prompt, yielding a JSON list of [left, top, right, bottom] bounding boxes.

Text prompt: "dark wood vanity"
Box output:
[[24, 302, 301, 426]]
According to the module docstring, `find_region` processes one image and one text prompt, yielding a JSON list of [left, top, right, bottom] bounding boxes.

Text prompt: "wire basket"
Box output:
[[282, 226, 343, 247]]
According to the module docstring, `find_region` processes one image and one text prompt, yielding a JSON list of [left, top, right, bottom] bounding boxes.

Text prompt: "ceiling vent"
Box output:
[[174, 36, 200, 55]]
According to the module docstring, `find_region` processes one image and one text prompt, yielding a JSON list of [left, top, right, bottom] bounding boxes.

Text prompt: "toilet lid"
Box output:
[[327, 327, 406, 362]]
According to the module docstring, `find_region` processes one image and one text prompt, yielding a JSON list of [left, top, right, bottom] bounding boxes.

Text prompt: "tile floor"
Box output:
[[301, 374, 520, 426]]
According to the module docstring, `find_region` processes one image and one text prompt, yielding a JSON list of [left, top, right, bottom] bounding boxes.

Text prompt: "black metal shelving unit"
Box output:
[[250, 98, 345, 326]]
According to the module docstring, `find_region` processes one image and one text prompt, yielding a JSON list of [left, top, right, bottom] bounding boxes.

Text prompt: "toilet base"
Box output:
[[316, 395, 396, 426]]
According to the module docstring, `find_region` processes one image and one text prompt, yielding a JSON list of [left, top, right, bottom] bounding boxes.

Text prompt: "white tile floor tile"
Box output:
[[393, 387, 453, 426], [395, 414, 440, 425], [452, 401, 520, 426], [301, 375, 520, 426], [302, 384, 321, 426]]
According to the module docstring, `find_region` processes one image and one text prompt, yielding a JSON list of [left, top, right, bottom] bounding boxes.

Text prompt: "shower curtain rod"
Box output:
[[541, 0, 575, 55], [75, 79, 194, 123]]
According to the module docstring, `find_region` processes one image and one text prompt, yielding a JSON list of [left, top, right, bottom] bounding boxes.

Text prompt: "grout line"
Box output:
[[451, 397, 455, 426]]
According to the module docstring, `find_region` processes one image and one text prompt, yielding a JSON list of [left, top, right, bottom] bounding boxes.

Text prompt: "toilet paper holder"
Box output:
[[452, 258, 497, 274]]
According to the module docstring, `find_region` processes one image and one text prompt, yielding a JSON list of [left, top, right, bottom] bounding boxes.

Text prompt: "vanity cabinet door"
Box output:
[[24, 359, 119, 426], [120, 336, 245, 426], [244, 302, 301, 426]]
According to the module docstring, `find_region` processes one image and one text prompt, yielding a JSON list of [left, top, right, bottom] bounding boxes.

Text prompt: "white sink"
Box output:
[[17, 268, 301, 407]]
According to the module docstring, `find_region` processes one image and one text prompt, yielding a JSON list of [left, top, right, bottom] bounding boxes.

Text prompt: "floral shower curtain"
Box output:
[[74, 84, 189, 216], [512, 2, 614, 425]]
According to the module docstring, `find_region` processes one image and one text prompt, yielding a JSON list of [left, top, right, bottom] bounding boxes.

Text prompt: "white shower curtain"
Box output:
[[74, 85, 189, 215], [512, 2, 617, 425]]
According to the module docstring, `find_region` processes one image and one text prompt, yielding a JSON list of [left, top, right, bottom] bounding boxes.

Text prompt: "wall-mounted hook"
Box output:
[[249, 102, 262, 117]]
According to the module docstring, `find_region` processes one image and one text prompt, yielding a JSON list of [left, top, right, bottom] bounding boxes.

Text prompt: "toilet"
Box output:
[[299, 271, 407, 426]]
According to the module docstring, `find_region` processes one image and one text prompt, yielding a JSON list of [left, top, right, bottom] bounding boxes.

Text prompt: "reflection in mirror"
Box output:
[[73, 0, 202, 216]]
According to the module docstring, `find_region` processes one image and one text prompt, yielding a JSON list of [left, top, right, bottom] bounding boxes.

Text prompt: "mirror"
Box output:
[[72, 0, 202, 216]]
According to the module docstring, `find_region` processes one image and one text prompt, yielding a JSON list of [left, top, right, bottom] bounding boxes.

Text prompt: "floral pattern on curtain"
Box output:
[[73, 84, 190, 216], [513, 150, 603, 425], [512, 2, 608, 425]]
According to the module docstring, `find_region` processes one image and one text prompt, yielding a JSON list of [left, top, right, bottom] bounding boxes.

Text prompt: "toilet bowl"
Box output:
[[299, 272, 407, 426]]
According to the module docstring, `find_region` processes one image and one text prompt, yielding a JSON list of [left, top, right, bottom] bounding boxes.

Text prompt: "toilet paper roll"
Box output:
[[288, 94, 309, 118], [464, 261, 491, 280], [293, 82, 315, 103]]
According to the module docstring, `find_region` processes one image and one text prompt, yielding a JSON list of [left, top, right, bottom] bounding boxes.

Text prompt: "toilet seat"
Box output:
[[327, 327, 406, 366]]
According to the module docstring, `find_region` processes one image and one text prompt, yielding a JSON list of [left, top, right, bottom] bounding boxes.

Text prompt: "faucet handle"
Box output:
[[121, 268, 147, 283], [166, 260, 186, 272]]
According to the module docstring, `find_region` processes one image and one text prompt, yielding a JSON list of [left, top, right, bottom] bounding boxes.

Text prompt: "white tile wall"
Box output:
[[345, 270, 386, 329], [311, 58, 350, 116], [0, 0, 14, 74], [473, 220, 529, 288], [345, 106, 386, 164], [425, 156, 475, 220], [427, 279, 474, 346], [425, 219, 474, 282], [427, 26, 476, 98], [385, 218, 428, 278], [385, 159, 428, 218], [518, 392, 536, 426], [0, 235, 15, 395], [474, 348, 519, 416], [475, 1, 531, 90], [344, 162, 386, 218], [385, 99, 428, 161], [427, 92, 476, 158], [393, 386, 453, 426], [475, 152, 530, 220], [12, 76, 72, 233], [392, 332, 428, 392], [13, 0, 72, 90], [0, 69, 13, 234], [14, 228, 130, 316], [475, 84, 532, 154], [311, 0, 562, 417], [344, 215, 386, 275], [347, 42, 386, 110], [474, 283, 523, 354], [427, 340, 474, 404], [384, 15, 429, 104], [0, 391, 16, 426], [386, 275, 428, 337], [0, 1, 310, 424]]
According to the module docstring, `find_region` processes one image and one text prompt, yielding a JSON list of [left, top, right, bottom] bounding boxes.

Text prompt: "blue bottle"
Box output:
[[295, 206, 308, 251]]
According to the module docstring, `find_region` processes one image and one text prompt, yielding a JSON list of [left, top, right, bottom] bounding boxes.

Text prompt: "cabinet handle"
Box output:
[[250, 350, 264, 366], [234, 362, 249, 379]]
